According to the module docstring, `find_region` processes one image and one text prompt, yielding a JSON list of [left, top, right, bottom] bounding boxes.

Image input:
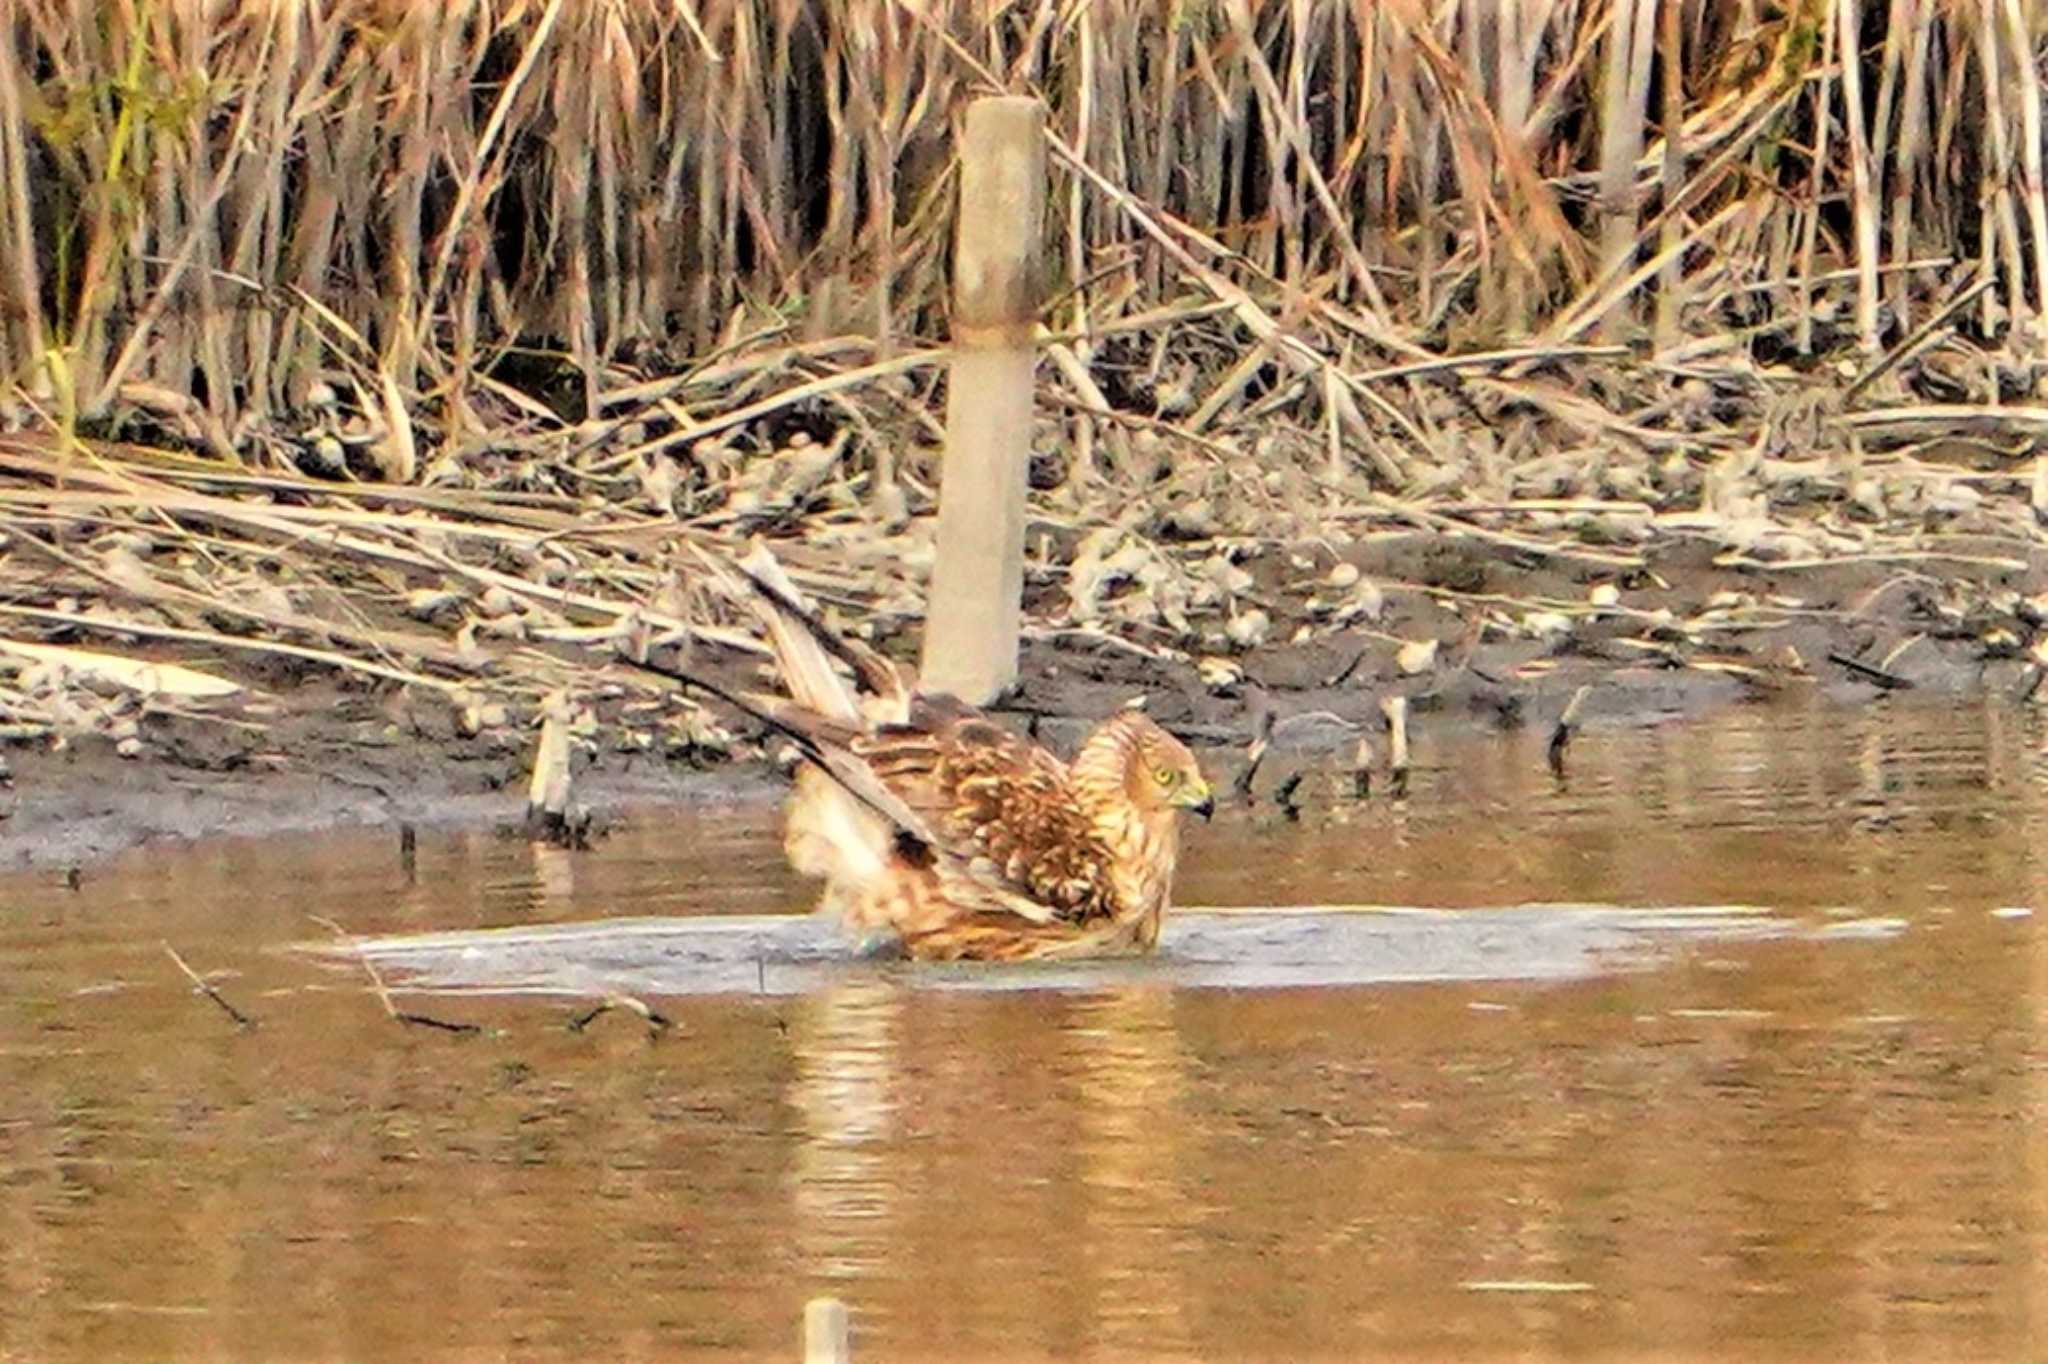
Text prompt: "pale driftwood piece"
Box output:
[[921, 96, 1046, 705]]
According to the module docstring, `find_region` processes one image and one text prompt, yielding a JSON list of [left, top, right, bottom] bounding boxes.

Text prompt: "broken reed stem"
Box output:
[[1234, 707, 1274, 802], [1827, 649, 1916, 690], [524, 690, 594, 848], [1380, 694, 1410, 798], [1272, 771, 1305, 821], [527, 690, 575, 820], [163, 941, 256, 1030], [1548, 683, 1591, 773]]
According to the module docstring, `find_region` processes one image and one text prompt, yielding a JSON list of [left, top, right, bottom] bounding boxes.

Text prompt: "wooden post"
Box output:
[[919, 96, 1046, 705], [802, 1296, 850, 1364]]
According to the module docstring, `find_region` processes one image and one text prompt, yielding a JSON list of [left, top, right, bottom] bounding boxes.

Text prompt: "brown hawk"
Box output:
[[687, 545, 1214, 961]]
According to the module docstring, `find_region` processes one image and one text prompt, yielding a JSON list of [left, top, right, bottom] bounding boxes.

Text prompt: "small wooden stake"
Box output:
[[803, 1296, 850, 1364], [919, 96, 1047, 705]]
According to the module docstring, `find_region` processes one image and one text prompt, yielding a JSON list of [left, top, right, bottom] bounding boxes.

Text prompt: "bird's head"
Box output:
[[1117, 713, 1215, 821]]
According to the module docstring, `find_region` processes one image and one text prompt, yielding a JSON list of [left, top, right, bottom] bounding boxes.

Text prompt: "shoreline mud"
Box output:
[[3, 529, 2040, 876]]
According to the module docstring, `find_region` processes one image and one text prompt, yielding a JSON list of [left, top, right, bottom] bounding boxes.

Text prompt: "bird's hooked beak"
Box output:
[[1182, 780, 1216, 822]]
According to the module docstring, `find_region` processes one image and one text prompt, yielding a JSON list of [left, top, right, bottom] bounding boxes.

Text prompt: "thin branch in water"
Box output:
[[1827, 650, 1915, 690], [567, 993, 674, 1036], [1233, 705, 1275, 803], [306, 915, 481, 1034], [1548, 684, 1592, 775], [163, 942, 256, 1030], [1273, 771, 1305, 822]]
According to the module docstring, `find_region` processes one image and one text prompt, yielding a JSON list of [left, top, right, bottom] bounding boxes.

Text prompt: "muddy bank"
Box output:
[[1, 529, 2041, 875]]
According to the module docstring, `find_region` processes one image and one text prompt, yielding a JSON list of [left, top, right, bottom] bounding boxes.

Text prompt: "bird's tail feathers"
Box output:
[[784, 768, 891, 887], [735, 544, 906, 704], [611, 645, 934, 849], [686, 541, 908, 726], [657, 541, 939, 924]]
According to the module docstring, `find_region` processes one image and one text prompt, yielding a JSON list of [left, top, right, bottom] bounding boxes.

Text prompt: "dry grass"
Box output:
[[0, 1, 2045, 751]]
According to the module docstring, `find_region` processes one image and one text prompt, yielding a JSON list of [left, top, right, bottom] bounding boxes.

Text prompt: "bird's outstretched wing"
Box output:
[[679, 544, 1130, 934]]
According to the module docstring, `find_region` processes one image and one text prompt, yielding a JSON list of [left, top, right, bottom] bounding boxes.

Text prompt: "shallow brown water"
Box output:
[[3, 695, 2046, 1362]]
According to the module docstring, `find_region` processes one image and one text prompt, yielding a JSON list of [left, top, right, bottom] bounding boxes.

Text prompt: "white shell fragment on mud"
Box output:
[[1396, 637, 1440, 675], [1225, 609, 1271, 650]]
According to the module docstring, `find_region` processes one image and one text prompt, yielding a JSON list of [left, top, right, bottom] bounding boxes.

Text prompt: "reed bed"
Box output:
[[0, 1, 2045, 752]]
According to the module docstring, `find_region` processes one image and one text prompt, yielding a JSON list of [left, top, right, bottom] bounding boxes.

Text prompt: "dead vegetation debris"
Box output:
[[0, 4, 2044, 815]]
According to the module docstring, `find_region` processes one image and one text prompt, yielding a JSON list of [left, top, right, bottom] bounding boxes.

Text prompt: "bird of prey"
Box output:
[[683, 544, 1215, 961]]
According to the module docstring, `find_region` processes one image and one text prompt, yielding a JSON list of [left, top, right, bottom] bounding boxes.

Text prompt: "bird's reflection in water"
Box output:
[[787, 977, 903, 1284], [1067, 984, 1201, 1362]]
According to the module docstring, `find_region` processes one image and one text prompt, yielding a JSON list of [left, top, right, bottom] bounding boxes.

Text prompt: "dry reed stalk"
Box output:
[[1837, 0, 1884, 352], [1596, 0, 1660, 342], [1655, 0, 1686, 351], [1999, 0, 2048, 342], [1973, 0, 2024, 340], [1883, 0, 1937, 332], [4, 0, 2034, 434], [1797, 0, 1840, 355]]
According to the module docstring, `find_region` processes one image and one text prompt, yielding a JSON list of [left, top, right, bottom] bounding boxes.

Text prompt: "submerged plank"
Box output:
[[288, 903, 1839, 999]]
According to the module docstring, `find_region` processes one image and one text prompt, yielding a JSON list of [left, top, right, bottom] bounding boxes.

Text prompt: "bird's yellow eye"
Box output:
[[1154, 766, 1178, 786]]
